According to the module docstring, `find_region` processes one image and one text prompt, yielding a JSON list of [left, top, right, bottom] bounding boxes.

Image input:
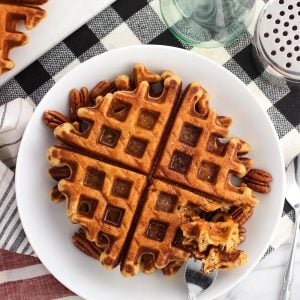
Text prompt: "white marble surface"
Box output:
[[217, 233, 300, 300]]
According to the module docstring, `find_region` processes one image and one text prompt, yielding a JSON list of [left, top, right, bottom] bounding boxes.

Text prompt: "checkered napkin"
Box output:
[[0, 0, 299, 298]]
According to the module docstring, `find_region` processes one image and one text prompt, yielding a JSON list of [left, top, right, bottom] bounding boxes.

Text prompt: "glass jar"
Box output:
[[160, 0, 256, 48]]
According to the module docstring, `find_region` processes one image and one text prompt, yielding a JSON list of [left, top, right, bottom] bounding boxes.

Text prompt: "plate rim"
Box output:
[[15, 44, 286, 300]]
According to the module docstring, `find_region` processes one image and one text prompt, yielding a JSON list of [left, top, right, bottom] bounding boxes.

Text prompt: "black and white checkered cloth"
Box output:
[[0, 0, 298, 255]]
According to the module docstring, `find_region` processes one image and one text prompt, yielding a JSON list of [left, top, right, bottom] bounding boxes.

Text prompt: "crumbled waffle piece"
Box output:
[[202, 247, 247, 273]]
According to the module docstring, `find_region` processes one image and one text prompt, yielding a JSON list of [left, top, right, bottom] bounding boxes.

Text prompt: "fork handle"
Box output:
[[280, 208, 300, 300]]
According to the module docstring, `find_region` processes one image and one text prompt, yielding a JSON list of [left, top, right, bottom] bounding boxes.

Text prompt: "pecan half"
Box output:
[[245, 181, 270, 194], [69, 87, 89, 121], [229, 206, 253, 226], [90, 80, 116, 101], [244, 168, 272, 194], [245, 169, 273, 183], [48, 166, 70, 181], [43, 110, 69, 129], [72, 229, 102, 260]]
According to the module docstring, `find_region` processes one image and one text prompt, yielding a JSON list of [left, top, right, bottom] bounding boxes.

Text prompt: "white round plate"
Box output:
[[16, 45, 285, 300]]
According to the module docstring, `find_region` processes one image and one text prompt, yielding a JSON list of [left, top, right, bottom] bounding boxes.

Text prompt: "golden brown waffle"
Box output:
[[202, 247, 247, 273], [47, 145, 147, 269], [54, 72, 182, 173], [155, 82, 257, 208], [121, 180, 229, 277], [0, 2, 46, 74], [46, 64, 270, 276]]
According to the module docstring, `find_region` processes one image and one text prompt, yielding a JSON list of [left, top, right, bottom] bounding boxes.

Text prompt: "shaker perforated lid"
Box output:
[[254, 0, 300, 84]]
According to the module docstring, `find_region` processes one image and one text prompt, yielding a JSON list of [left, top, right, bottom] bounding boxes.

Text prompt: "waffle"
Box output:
[[54, 68, 182, 173], [121, 180, 229, 277], [155, 82, 257, 208], [47, 145, 147, 269], [45, 64, 270, 277], [0, 2, 46, 74]]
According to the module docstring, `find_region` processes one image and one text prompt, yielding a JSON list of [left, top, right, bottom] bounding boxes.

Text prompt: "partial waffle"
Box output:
[[54, 69, 182, 173], [47, 145, 147, 269], [72, 227, 185, 276], [121, 179, 230, 277], [0, 2, 46, 74], [155, 82, 257, 208]]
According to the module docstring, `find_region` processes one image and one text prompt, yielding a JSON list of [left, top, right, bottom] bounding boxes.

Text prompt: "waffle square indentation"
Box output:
[[169, 150, 192, 174], [107, 99, 132, 122], [137, 109, 160, 130], [198, 161, 220, 183], [99, 126, 121, 147], [155, 192, 177, 213], [78, 196, 98, 218], [179, 123, 201, 147], [146, 220, 168, 242], [111, 178, 133, 199], [83, 167, 105, 190], [103, 205, 124, 227], [125, 137, 148, 158]]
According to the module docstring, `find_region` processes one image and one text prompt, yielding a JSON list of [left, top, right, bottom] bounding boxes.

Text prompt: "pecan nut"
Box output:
[[72, 229, 102, 259], [48, 166, 71, 181], [244, 168, 272, 194], [90, 80, 116, 101], [43, 110, 69, 129], [245, 169, 273, 183], [245, 181, 270, 194], [229, 206, 253, 226], [69, 87, 89, 121]]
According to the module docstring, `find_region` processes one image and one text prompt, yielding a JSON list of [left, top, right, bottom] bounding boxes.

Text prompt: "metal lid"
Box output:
[[254, 0, 300, 85]]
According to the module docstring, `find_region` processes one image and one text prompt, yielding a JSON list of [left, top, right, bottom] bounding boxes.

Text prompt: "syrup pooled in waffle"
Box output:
[[54, 67, 182, 173], [47, 145, 147, 269], [0, 2, 46, 74], [155, 82, 257, 208]]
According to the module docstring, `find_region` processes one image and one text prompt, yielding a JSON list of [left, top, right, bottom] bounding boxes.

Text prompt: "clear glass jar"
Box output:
[[160, 0, 256, 48]]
